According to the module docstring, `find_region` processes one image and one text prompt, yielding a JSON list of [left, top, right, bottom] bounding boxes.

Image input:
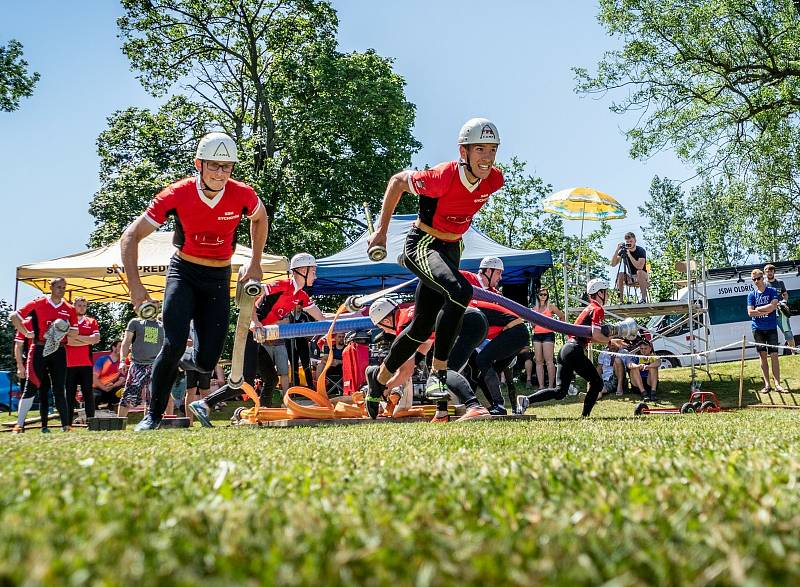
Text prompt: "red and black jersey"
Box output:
[[407, 161, 503, 238], [13, 317, 33, 361], [460, 270, 516, 339], [66, 316, 100, 368], [145, 176, 262, 260], [569, 300, 604, 346], [394, 304, 435, 342], [255, 278, 315, 326], [16, 297, 78, 344]]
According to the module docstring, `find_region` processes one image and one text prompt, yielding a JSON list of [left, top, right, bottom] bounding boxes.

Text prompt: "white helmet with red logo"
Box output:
[[196, 132, 239, 162], [458, 118, 501, 145]]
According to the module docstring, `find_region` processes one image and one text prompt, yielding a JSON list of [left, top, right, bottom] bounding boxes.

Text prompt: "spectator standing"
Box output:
[[93, 340, 125, 410], [118, 316, 164, 418], [531, 287, 565, 390], [65, 297, 101, 424], [747, 269, 783, 392], [316, 332, 346, 384], [9, 277, 78, 432], [764, 264, 796, 354], [11, 318, 34, 433], [610, 232, 649, 303]]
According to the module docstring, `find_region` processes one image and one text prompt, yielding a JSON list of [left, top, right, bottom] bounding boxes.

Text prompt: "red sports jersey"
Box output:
[[460, 270, 516, 338], [66, 316, 100, 367], [407, 161, 503, 238], [569, 300, 604, 346], [255, 279, 315, 326], [145, 177, 261, 260], [17, 297, 78, 344], [13, 317, 32, 343]]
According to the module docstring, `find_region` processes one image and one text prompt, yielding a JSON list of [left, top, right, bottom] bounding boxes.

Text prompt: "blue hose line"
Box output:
[[268, 317, 374, 340], [470, 287, 593, 339]]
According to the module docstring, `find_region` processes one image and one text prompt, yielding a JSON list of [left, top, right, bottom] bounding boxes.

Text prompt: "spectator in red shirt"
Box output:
[[120, 132, 268, 431], [65, 296, 101, 423], [365, 118, 504, 418], [9, 277, 78, 432]]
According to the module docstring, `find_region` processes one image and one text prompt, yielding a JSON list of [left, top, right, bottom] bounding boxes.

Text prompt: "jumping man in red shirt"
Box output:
[[121, 132, 268, 430], [9, 277, 78, 432], [516, 278, 613, 417], [364, 118, 504, 417]]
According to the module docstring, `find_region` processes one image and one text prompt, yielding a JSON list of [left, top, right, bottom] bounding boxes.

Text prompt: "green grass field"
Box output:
[[1, 357, 799, 586]]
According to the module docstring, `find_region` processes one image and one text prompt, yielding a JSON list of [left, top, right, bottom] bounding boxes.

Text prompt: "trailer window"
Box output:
[[708, 295, 750, 325]]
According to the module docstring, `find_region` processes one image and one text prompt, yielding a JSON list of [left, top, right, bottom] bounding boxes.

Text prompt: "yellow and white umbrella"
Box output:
[[543, 187, 626, 221]]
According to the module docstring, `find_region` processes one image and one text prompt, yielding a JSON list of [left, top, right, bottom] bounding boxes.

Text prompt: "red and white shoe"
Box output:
[[454, 405, 492, 422]]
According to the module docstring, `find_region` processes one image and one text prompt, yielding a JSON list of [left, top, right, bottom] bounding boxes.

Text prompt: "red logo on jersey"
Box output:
[[445, 215, 472, 224], [194, 232, 225, 246], [413, 179, 425, 191]]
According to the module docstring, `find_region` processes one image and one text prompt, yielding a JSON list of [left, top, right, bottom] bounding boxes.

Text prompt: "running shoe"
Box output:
[[430, 412, 450, 423], [488, 404, 507, 416], [11, 425, 23, 434], [454, 405, 492, 422], [424, 370, 449, 400], [515, 395, 530, 415], [133, 414, 162, 431], [61, 426, 72, 432], [189, 400, 214, 427], [365, 365, 385, 420], [41, 427, 51, 434]]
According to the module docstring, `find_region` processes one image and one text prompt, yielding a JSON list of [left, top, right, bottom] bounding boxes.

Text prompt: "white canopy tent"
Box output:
[[15, 231, 288, 305]]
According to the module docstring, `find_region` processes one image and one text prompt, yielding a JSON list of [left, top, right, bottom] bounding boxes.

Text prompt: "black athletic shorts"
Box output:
[[753, 328, 779, 354], [186, 370, 212, 390]]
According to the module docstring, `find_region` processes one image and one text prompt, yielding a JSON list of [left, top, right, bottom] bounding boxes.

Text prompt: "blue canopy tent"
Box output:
[[313, 214, 553, 295]]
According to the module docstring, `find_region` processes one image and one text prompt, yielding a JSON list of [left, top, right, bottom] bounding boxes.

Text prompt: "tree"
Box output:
[[114, 0, 420, 258], [88, 96, 217, 246], [0, 39, 39, 112], [0, 300, 17, 372], [575, 1, 800, 178]]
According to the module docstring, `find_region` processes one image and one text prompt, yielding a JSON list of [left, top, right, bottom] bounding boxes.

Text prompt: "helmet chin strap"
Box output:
[[292, 268, 310, 287], [458, 147, 479, 182], [199, 161, 231, 193]]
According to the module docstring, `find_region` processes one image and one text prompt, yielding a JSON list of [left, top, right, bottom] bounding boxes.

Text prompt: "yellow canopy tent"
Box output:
[[15, 231, 288, 304]]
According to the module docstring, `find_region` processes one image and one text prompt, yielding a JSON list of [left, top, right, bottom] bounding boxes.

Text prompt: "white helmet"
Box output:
[[289, 252, 316, 270], [195, 132, 239, 162], [369, 298, 398, 326], [457, 118, 501, 145], [586, 278, 610, 295], [479, 256, 504, 271]]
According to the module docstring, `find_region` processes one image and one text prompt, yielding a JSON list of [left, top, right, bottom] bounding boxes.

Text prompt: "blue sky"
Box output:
[[2, 0, 694, 306]]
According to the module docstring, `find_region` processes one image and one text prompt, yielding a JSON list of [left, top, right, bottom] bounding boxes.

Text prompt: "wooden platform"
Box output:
[[242, 414, 537, 428], [569, 300, 704, 319]]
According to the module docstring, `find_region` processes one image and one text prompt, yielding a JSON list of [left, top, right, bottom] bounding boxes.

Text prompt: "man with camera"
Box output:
[[610, 232, 649, 303]]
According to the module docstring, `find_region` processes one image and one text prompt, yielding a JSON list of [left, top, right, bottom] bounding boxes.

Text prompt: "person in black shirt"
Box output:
[[610, 231, 649, 303]]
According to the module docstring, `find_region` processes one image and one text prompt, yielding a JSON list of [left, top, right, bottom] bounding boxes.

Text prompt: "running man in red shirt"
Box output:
[[121, 132, 268, 430], [365, 118, 504, 417], [516, 278, 613, 417], [9, 277, 78, 432], [65, 296, 101, 423]]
